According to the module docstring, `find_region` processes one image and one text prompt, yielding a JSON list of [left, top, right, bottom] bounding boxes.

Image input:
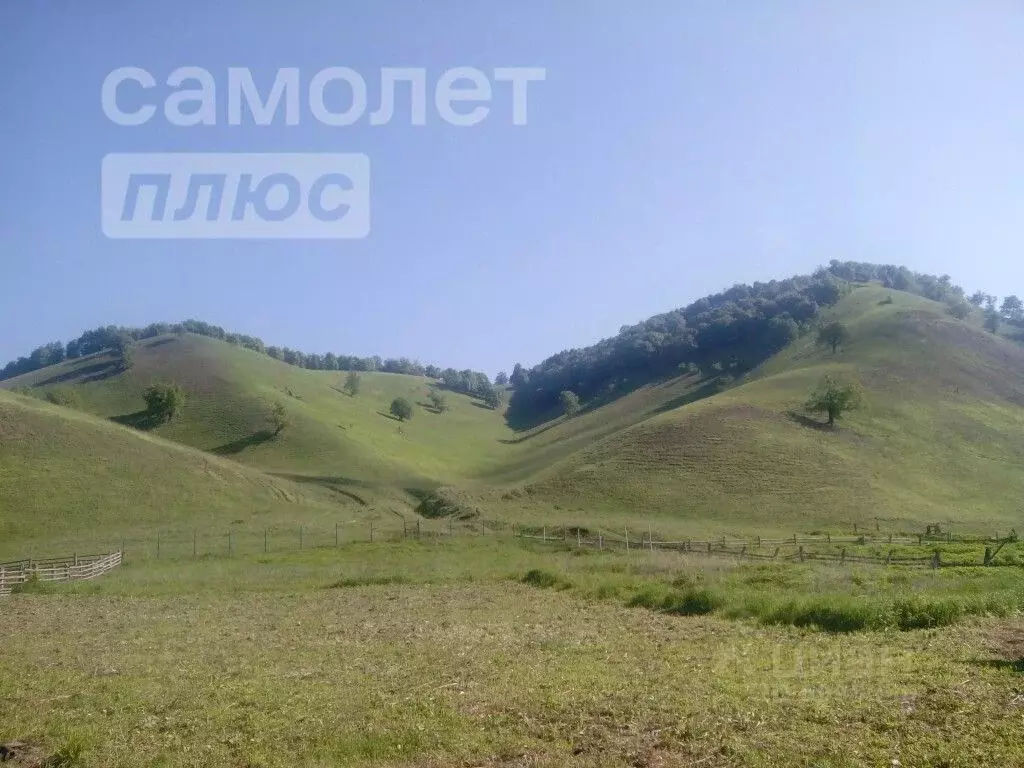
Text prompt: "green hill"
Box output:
[[2, 334, 516, 492], [4, 281, 1024, 544], [494, 285, 1024, 534], [0, 389, 374, 560]]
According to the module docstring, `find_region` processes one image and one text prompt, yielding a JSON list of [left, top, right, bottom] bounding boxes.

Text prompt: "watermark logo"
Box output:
[[101, 66, 546, 128], [101, 153, 370, 239], [101, 66, 544, 239]]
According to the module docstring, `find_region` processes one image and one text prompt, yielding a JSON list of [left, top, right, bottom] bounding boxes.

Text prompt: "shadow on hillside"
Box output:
[[499, 419, 561, 444], [650, 378, 724, 416], [270, 473, 372, 505], [786, 410, 834, 431], [211, 430, 276, 455], [36, 360, 120, 387], [416, 401, 444, 414], [376, 410, 402, 421], [112, 409, 164, 431], [146, 337, 177, 349]]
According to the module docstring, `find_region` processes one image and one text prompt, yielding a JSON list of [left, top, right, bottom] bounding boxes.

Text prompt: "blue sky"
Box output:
[[2, 1, 1023, 375]]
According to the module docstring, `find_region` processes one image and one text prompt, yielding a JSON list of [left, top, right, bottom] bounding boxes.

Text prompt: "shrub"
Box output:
[[521, 569, 572, 590], [628, 586, 723, 616]]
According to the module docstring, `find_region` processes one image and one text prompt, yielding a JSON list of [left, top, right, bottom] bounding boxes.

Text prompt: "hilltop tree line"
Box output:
[[505, 261, 995, 425], [0, 319, 494, 399]]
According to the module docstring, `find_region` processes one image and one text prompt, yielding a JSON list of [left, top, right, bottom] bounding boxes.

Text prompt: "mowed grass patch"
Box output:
[[3, 576, 1024, 767]]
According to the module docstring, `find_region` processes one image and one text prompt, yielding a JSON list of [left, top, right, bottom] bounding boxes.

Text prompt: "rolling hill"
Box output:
[[0, 389, 376, 560], [4, 280, 1024, 545]]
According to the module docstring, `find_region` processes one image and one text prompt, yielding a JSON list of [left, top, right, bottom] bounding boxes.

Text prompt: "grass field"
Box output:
[[2, 539, 1023, 767]]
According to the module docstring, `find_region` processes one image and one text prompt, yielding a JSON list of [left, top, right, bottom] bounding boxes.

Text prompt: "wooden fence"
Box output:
[[0, 551, 122, 596]]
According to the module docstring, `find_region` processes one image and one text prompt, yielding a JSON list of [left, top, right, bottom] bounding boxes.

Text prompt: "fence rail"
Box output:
[[513, 527, 1001, 569], [0, 551, 122, 596]]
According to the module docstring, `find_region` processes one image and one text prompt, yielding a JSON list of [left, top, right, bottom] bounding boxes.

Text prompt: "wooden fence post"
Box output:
[[417, 519, 421, 539], [931, 551, 940, 569], [840, 548, 846, 564], [370, 521, 374, 543], [625, 527, 630, 553], [264, 528, 268, 553], [773, 547, 779, 559], [577, 528, 582, 546], [299, 526, 303, 550], [798, 546, 804, 563], [886, 550, 893, 565], [403, 520, 408, 538], [649, 525, 655, 552], [335, 522, 339, 547], [542, 526, 547, 542], [598, 534, 603, 550]]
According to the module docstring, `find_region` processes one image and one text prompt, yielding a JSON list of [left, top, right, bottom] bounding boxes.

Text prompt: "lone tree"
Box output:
[[428, 389, 448, 413], [984, 308, 1000, 334], [390, 396, 413, 421], [114, 334, 135, 371], [817, 321, 850, 354], [559, 389, 581, 418], [805, 375, 862, 427], [343, 371, 361, 396], [143, 382, 186, 423], [483, 386, 504, 410], [494, 371, 509, 387], [269, 399, 289, 436]]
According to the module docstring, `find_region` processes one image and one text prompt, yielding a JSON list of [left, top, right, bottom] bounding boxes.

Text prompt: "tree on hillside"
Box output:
[[968, 291, 988, 307], [559, 390, 581, 418], [510, 363, 527, 388], [269, 400, 289, 436], [495, 371, 509, 387], [483, 386, 504, 410], [428, 389, 448, 413], [984, 308, 1001, 334], [805, 375, 862, 427], [343, 371, 361, 397], [1000, 295, 1024, 325], [114, 334, 135, 371], [390, 397, 413, 421], [817, 321, 850, 354], [143, 382, 186, 423], [946, 301, 971, 320]]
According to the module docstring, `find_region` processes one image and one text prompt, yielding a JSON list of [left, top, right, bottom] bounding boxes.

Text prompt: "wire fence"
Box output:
[[3, 520, 1018, 575]]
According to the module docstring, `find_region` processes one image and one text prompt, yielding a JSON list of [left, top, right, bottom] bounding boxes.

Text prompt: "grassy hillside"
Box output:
[[479, 285, 1024, 535], [1, 334, 516, 490], [5, 284, 1024, 541], [0, 390, 378, 560]]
